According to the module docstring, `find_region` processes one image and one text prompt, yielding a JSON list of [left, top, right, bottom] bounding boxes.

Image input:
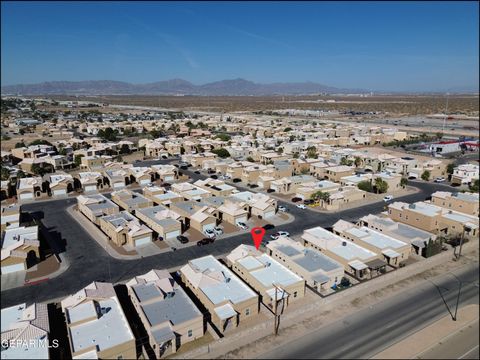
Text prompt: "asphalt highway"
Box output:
[[1, 172, 459, 308], [258, 264, 479, 359]]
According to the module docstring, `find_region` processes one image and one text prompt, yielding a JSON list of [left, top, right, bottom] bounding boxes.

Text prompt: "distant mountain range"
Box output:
[[1, 78, 370, 96]]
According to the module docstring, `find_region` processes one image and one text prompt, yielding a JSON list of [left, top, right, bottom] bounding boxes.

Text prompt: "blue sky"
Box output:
[[1, 1, 478, 91]]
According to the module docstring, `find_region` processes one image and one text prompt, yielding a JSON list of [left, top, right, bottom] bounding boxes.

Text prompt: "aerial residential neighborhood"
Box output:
[[1, 1, 478, 360]]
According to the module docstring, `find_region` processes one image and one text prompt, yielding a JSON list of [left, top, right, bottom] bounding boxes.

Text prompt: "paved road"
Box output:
[[1, 174, 456, 308], [258, 264, 479, 359], [416, 319, 479, 359]]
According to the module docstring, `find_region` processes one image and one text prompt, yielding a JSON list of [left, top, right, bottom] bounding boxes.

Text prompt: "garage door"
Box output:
[[202, 223, 215, 232], [2, 263, 25, 274], [164, 176, 174, 181], [53, 189, 67, 196], [140, 179, 150, 185], [135, 236, 151, 247], [165, 230, 180, 239], [264, 211, 275, 219], [235, 217, 248, 225], [85, 185, 97, 192], [19, 193, 34, 200], [113, 182, 124, 189]]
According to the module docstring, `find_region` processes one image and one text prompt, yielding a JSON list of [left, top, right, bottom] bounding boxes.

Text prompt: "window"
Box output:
[[245, 308, 250, 316], [293, 291, 298, 298], [188, 330, 193, 337]]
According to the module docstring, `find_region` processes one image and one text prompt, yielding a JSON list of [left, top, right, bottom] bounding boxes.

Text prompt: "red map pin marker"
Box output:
[[251, 227, 266, 250]]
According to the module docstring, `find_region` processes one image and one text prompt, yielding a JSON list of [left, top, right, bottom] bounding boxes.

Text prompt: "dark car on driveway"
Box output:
[[291, 197, 302, 202], [177, 235, 189, 244], [304, 199, 314, 205], [263, 224, 275, 230], [233, 178, 242, 183], [210, 175, 218, 179], [267, 189, 275, 193], [194, 170, 200, 174]]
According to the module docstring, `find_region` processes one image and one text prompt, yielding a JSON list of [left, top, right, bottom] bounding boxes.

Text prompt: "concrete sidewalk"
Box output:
[[372, 304, 479, 359]]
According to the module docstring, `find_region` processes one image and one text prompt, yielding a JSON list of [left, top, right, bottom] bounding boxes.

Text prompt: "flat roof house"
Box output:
[[16, 177, 43, 202], [302, 226, 384, 280], [1, 225, 40, 274], [151, 164, 178, 182], [180, 255, 259, 333], [226, 245, 305, 313], [104, 168, 129, 189], [126, 270, 204, 358], [431, 191, 479, 217], [77, 171, 106, 193], [266, 236, 344, 292], [170, 201, 218, 234], [99, 211, 153, 248], [333, 220, 411, 267], [128, 166, 154, 185], [61, 282, 136, 359], [230, 191, 277, 219], [359, 214, 436, 257], [135, 205, 182, 241], [142, 186, 183, 207], [1, 302, 50, 359], [1, 203, 21, 232], [77, 194, 119, 225], [450, 164, 479, 185], [46, 173, 74, 197], [194, 178, 236, 197], [111, 189, 153, 213], [388, 201, 479, 240]]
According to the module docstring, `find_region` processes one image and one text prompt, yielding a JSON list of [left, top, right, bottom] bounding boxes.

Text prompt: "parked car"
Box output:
[[267, 189, 275, 193], [197, 238, 214, 246], [434, 177, 446, 183], [278, 205, 287, 212], [304, 199, 314, 205], [237, 222, 248, 230], [177, 235, 189, 244], [233, 178, 242, 183], [194, 170, 200, 174], [263, 224, 275, 230], [210, 175, 218, 179], [213, 227, 224, 235], [249, 184, 259, 188], [207, 169, 216, 174], [204, 229, 216, 238], [270, 231, 289, 240], [296, 204, 306, 209], [291, 197, 302, 202], [383, 195, 394, 202]]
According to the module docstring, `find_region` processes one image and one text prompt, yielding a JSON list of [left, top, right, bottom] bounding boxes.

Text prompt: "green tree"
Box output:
[[469, 179, 479, 193], [306, 146, 318, 159], [74, 154, 84, 167], [400, 177, 408, 188], [15, 142, 26, 148], [357, 180, 373, 192], [293, 152, 300, 159], [421, 170, 431, 181], [284, 127, 293, 132], [436, 132, 444, 139], [246, 156, 255, 163], [354, 157, 362, 168], [29, 139, 52, 146], [340, 157, 353, 166], [311, 190, 330, 203], [16, 170, 26, 179], [374, 178, 389, 194], [300, 167, 310, 175], [446, 163, 455, 176], [180, 146, 185, 155], [211, 148, 231, 158], [1, 166, 10, 181], [31, 163, 53, 176], [97, 127, 118, 141], [215, 134, 231, 142], [276, 147, 283, 154]]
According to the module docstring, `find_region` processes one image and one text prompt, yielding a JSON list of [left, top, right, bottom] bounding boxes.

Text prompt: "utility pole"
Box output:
[[456, 225, 470, 260]]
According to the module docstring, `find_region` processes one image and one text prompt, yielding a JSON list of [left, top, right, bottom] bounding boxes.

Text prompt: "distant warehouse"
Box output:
[[15, 118, 43, 126]]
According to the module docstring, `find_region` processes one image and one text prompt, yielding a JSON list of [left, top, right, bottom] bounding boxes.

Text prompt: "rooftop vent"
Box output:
[[342, 241, 347, 246], [409, 204, 416, 209]]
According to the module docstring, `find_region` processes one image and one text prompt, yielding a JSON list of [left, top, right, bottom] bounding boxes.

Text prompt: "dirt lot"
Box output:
[[46, 94, 479, 116]]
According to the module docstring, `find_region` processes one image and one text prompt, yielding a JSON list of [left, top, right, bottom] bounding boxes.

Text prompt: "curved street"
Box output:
[[1, 179, 458, 308]]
